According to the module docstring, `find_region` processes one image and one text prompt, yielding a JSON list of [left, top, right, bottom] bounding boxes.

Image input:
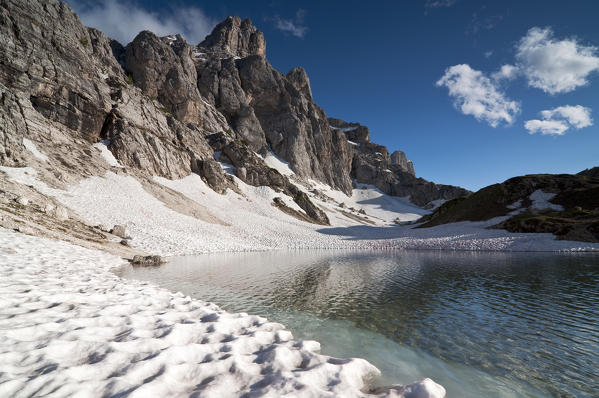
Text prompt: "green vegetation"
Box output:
[[127, 74, 133, 85], [80, 38, 88, 48]]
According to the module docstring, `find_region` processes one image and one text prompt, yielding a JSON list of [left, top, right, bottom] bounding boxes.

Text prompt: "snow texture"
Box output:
[[1, 167, 598, 254], [0, 228, 445, 398]]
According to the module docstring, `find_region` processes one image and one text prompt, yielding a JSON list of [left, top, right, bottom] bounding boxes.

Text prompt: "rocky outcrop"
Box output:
[[328, 118, 467, 206], [125, 32, 227, 127], [198, 16, 266, 58], [233, 55, 354, 194], [207, 132, 329, 225], [194, 29, 355, 194], [390, 150, 415, 176], [0, 0, 239, 194], [419, 170, 599, 242]]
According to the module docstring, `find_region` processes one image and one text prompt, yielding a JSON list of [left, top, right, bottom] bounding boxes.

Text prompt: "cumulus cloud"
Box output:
[[492, 64, 519, 81], [524, 119, 569, 136], [525, 105, 593, 135], [272, 9, 308, 38], [516, 27, 599, 94], [68, 0, 216, 45], [436, 64, 520, 127]]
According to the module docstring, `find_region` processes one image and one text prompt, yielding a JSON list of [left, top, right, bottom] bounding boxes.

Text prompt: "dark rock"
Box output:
[[131, 255, 165, 266]]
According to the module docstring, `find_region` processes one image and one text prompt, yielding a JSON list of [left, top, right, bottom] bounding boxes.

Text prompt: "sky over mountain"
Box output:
[[68, 0, 599, 191]]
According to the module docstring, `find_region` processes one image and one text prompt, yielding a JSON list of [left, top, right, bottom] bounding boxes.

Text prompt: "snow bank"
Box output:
[[0, 228, 444, 397], [1, 166, 598, 254]]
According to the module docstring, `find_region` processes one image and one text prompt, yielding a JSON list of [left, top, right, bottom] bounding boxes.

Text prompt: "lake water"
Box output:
[[117, 250, 599, 397]]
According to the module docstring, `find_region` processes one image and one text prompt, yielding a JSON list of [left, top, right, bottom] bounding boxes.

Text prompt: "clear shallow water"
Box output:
[[117, 250, 599, 397]]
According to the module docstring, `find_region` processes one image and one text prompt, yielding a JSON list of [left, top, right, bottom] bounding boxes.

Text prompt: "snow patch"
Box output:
[[529, 190, 564, 211], [506, 200, 523, 210], [92, 141, 122, 168], [262, 151, 295, 176], [22, 138, 48, 162]]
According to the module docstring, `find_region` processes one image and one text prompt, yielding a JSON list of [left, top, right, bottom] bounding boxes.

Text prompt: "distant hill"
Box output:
[[418, 167, 599, 242]]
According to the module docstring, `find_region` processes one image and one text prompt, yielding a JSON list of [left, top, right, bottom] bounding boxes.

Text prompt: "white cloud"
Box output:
[[540, 105, 593, 128], [492, 64, 519, 81], [525, 105, 593, 135], [436, 64, 520, 127], [273, 9, 308, 38], [516, 27, 599, 94], [484, 50, 494, 59], [68, 0, 216, 45], [524, 119, 569, 136]]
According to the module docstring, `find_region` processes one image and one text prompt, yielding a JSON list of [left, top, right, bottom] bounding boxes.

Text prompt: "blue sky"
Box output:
[[70, 0, 599, 191]]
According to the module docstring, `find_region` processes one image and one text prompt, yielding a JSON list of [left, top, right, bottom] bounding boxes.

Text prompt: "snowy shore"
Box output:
[[0, 228, 444, 397]]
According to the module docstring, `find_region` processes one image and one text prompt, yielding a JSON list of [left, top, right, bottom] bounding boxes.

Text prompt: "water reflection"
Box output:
[[117, 250, 599, 398]]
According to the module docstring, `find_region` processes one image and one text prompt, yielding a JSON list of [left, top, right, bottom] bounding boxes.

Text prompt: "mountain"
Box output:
[[418, 168, 599, 242], [0, 0, 467, 227]]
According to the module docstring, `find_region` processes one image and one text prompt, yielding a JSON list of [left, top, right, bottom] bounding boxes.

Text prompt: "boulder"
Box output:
[[110, 224, 127, 239], [131, 255, 165, 266]]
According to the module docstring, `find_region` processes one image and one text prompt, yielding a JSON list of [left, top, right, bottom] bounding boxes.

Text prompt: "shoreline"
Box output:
[[0, 228, 445, 397]]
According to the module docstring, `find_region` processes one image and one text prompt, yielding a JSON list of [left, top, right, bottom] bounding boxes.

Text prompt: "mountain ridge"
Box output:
[[0, 0, 467, 232]]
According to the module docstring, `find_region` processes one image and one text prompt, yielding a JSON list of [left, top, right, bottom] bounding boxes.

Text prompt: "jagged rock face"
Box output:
[[125, 32, 227, 128], [207, 132, 329, 224], [352, 148, 468, 206], [198, 16, 266, 58], [0, 84, 26, 166], [286, 67, 313, 101], [101, 90, 215, 179], [196, 57, 268, 153], [0, 0, 234, 194], [329, 117, 468, 206], [235, 55, 354, 194], [0, 0, 116, 144], [391, 150, 415, 176]]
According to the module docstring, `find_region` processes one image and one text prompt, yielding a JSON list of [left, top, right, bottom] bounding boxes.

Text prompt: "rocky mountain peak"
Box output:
[[199, 16, 266, 58], [391, 150, 415, 176], [286, 67, 313, 101]]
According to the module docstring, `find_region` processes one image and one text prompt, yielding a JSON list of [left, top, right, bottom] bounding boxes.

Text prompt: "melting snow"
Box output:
[[22, 138, 48, 162], [92, 141, 122, 168], [262, 151, 295, 176], [529, 190, 564, 211], [2, 228, 446, 397]]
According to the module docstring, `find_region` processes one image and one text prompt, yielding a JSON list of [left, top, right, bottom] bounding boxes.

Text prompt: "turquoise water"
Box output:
[[118, 250, 599, 397]]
